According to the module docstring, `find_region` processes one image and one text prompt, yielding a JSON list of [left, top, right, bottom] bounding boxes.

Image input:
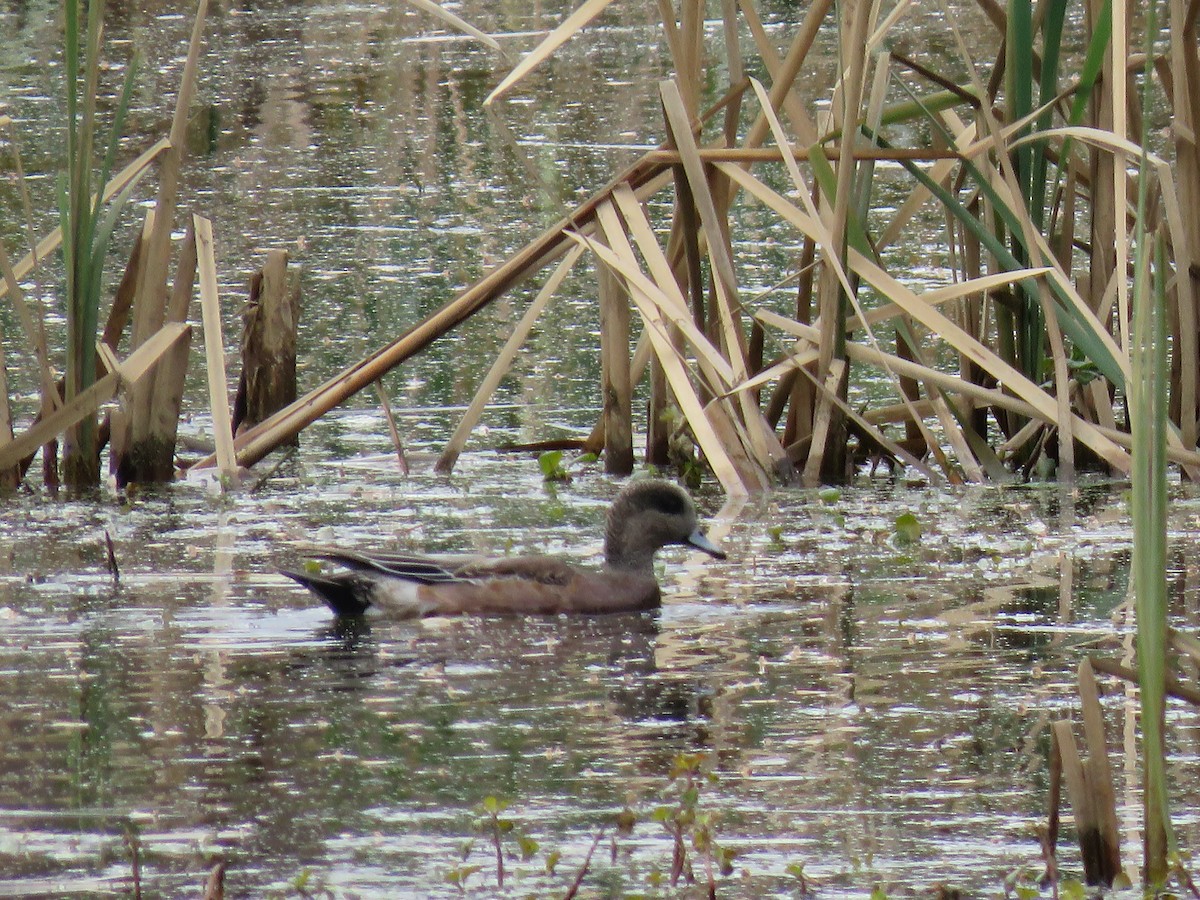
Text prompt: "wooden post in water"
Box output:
[[1077, 659, 1123, 884], [233, 250, 300, 439], [1047, 661, 1124, 887], [598, 250, 634, 474]]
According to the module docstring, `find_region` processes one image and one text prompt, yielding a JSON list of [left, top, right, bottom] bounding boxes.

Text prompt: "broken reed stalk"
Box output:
[[436, 245, 584, 472], [147, 223, 199, 456], [193, 215, 238, 480], [587, 199, 772, 495], [201, 862, 226, 900], [805, 0, 873, 484], [614, 182, 790, 477], [0, 322, 188, 473], [1050, 712, 1121, 887], [374, 379, 409, 475], [1087, 655, 1200, 707], [1168, 0, 1200, 450], [112, 215, 200, 484], [1077, 658, 1123, 883], [598, 246, 634, 475], [118, 0, 208, 484]]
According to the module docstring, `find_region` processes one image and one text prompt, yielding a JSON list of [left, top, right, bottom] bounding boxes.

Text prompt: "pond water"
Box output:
[[4, 434, 1200, 897], [1, 0, 1198, 897]]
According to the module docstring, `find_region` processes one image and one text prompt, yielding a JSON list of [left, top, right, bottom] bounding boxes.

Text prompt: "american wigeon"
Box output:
[[283, 479, 725, 617]]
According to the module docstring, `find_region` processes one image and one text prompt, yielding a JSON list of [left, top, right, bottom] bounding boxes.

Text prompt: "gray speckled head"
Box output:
[[603, 480, 724, 574]]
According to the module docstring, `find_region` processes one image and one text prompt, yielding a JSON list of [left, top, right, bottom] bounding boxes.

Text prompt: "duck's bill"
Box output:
[[686, 529, 726, 559]]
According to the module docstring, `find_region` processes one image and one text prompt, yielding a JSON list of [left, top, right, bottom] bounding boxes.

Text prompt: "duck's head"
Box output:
[[603, 479, 726, 574]]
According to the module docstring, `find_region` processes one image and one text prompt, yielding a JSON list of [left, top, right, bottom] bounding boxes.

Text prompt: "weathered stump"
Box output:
[[112, 215, 197, 486], [233, 250, 300, 441]]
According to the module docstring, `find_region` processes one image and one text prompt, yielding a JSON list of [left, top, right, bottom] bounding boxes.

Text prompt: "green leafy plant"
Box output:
[[538, 449, 570, 483], [786, 860, 812, 896], [1129, 2, 1172, 884], [818, 487, 841, 504], [443, 862, 482, 894], [59, 0, 143, 487], [767, 524, 786, 548], [650, 752, 734, 891], [268, 866, 335, 899], [893, 512, 921, 545], [477, 795, 514, 887], [1002, 865, 1041, 900]]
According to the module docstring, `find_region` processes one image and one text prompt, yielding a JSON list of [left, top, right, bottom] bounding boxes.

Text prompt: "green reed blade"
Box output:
[[1130, 0, 1173, 883], [865, 123, 1124, 390]]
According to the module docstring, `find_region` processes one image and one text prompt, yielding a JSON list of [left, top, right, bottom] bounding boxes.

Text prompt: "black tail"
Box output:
[[281, 569, 372, 617]]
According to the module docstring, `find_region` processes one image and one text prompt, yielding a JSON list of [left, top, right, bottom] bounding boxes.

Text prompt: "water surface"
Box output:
[[1, 429, 1196, 896], [0, 1, 1194, 896]]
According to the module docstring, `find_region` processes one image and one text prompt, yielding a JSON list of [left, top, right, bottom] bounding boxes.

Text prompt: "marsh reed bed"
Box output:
[[182, 0, 1200, 509], [4, 0, 1195, 496], [0, 0, 213, 490]]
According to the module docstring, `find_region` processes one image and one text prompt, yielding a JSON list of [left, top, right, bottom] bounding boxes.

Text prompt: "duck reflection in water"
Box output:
[[303, 611, 719, 728]]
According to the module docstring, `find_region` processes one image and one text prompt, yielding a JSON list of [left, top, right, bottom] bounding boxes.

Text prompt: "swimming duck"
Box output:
[[283, 479, 725, 617]]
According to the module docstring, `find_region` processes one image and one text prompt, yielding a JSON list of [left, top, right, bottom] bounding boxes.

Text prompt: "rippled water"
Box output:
[[2, 418, 1198, 896], [1, 0, 1197, 896]]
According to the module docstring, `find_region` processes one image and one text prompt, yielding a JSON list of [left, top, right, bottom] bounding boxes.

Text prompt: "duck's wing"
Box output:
[[455, 555, 581, 586], [286, 549, 662, 617], [299, 547, 466, 584], [303, 548, 586, 586]]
